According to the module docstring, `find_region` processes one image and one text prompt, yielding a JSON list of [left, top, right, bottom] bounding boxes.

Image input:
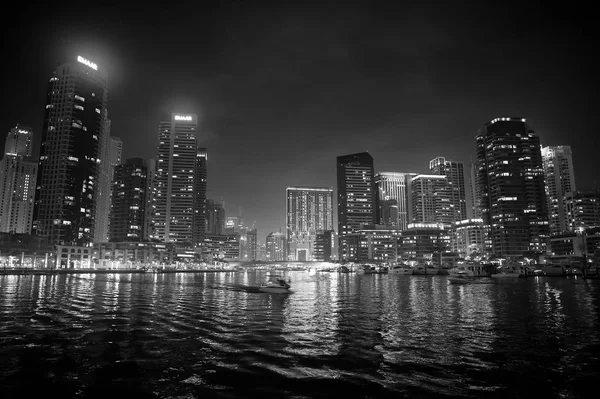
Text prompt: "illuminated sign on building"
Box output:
[[174, 115, 193, 121], [77, 56, 98, 71]]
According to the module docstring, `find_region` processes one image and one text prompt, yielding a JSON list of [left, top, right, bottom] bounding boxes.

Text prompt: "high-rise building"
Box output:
[[453, 219, 489, 258], [153, 113, 199, 246], [466, 162, 480, 219], [206, 199, 225, 235], [0, 125, 37, 234], [247, 228, 258, 261], [286, 186, 334, 260], [564, 190, 600, 231], [32, 55, 108, 245], [542, 146, 576, 235], [337, 152, 376, 261], [374, 172, 417, 230], [409, 175, 452, 226], [144, 159, 157, 241], [475, 117, 549, 257], [378, 199, 399, 228], [266, 231, 286, 261], [429, 157, 468, 223], [109, 158, 149, 242], [194, 148, 207, 245], [94, 131, 122, 243]]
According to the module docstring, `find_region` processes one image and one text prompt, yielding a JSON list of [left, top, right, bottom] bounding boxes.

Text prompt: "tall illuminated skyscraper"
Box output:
[[337, 152, 376, 261], [286, 186, 334, 260], [32, 55, 108, 245], [194, 148, 207, 245], [409, 174, 452, 226], [375, 172, 417, 230], [429, 157, 467, 223], [94, 129, 122, 243], [153, 113, 200, 246], [475, 117, 549, 257], [542, 146, 576, 235], [0, 124, 37, 233]]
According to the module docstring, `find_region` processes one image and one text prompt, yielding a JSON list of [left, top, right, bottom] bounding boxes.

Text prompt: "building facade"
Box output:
[[153, 113, 199, 246], [542, 146, 576, 235], [94, 132, 122, 243], [429, 157, 468, 223], [109, 158, 150, 242], [475, 117, 549, 257], [409, 174, 452, 226], [337, 152, 376, 261], [564, 190, 600, 231], [266, 231, 287, 261], [286, 186, 334, 261], [0, 125, 37, 234], [194, 148, 207, 246], [32, 55, 108, 245], [375, 172, 416, 231]]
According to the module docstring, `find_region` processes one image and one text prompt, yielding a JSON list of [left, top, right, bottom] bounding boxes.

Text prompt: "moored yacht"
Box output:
[[389, 265, 413, 275]]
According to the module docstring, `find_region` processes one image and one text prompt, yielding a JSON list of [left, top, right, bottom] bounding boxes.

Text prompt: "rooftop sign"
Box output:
[[77, 56, 98, 70]]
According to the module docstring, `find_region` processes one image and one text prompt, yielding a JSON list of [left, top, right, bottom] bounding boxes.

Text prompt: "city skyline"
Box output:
[[2, 2, 597, 242]]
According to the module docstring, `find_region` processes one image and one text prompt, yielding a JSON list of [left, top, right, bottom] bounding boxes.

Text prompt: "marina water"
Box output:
[[1, 271, 599, 398]]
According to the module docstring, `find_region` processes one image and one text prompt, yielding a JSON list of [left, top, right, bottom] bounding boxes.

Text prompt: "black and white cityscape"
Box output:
[[1, 2, 599, 399]]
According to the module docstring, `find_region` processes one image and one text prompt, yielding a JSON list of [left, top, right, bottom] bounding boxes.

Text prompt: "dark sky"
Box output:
[[2, 1, 598, 243]]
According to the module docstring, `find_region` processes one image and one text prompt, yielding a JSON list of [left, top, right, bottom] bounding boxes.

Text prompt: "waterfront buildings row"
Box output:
[[1, 55, 598, 267]]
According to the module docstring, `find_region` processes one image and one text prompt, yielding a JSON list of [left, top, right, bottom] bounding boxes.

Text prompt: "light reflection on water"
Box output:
[[0, 272, 599, 398]]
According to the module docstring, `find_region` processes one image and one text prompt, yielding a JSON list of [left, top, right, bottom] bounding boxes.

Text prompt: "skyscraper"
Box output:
[[542, 146, 576, 235], [94, 131, 122, 243], [109, 158, 149, 242], [194, 148, 207, 245], [0, 124, 37, 233], [429, 157, 468, 223], [32, 55, 108, 245], [337, 152, 376, 261], [286, 186, 334, 260], [475, 117, 549, 257], [153, 113, 199, 246], [206, 199, 225, 235], [374, 172, 417, 230], [266, 231, 286, 261], [409, 174, 452, 226]]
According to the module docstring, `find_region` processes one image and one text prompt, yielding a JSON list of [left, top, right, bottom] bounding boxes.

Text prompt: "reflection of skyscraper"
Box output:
[[430, 157, 467, 223], [375, 172, 417, 230], [337, 152, 376, 261], [153, 113, 199, 246], [286, 186, 334, 260], [542, 146, 576, 235], [109, 158, 149, 242], [33, 55, 108, 245], [476, 117, 549, 257], [0, 125, 37, 234]]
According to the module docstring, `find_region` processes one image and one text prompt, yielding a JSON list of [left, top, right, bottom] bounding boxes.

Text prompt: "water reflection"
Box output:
[[0, 273, 599, 398]]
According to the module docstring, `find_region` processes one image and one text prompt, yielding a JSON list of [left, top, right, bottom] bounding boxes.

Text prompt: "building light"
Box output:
[[77, 56, 98, 70]]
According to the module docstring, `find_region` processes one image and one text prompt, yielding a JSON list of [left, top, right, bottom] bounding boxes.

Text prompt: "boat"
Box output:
[[412, 265, 440, 275], [448, 272, 473, 284], [447, 265, 475, 277], [259, 275, 291, 293], [389, 265, 413, 275]]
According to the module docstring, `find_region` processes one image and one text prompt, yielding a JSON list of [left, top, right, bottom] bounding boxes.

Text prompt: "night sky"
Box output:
[[2, 1, 597, 242]]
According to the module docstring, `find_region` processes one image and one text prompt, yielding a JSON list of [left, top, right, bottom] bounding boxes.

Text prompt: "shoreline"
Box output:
[[0, 268, 238, 275]]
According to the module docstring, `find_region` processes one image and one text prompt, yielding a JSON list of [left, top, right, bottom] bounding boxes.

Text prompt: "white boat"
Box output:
[[448, 265, 475, 277], [259, 275, 291, 293], [448, 273, 473, 284], [389, 265, 413, 275]]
